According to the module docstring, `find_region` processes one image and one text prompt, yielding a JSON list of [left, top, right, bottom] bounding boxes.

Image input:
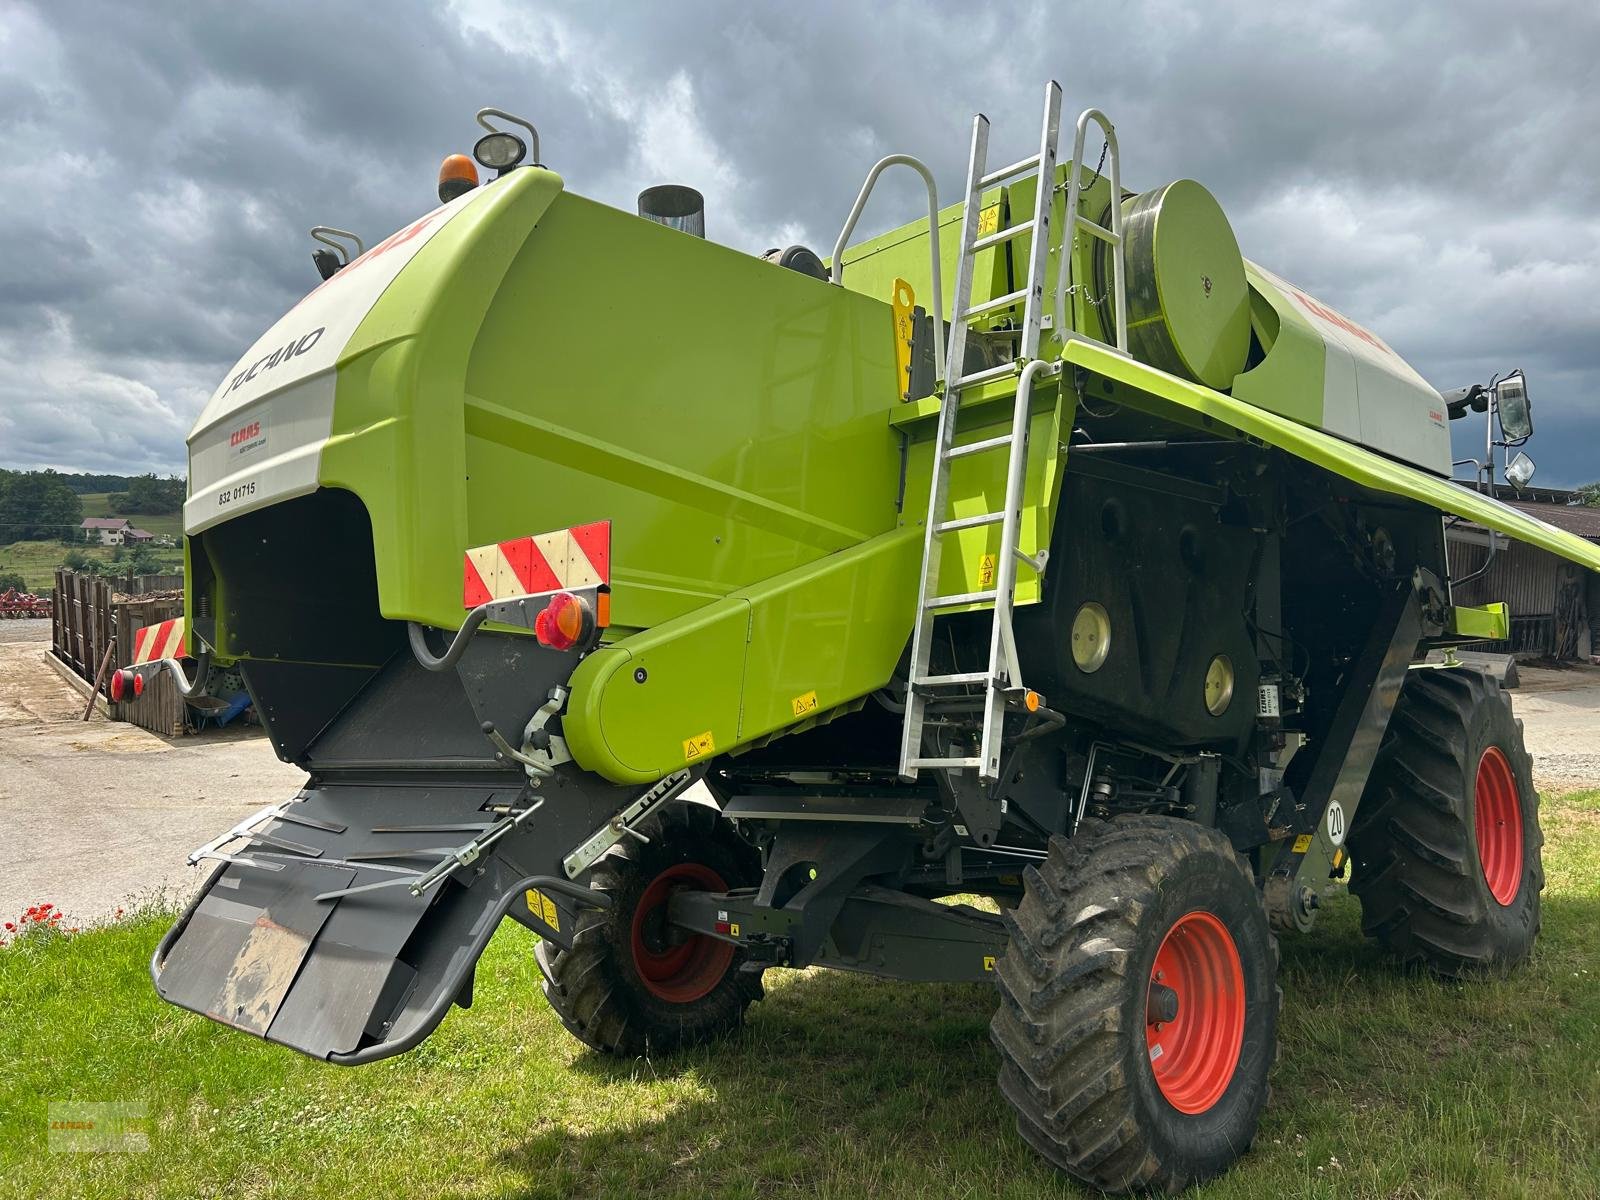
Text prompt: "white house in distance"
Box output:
[[80, 518, 155, 546]]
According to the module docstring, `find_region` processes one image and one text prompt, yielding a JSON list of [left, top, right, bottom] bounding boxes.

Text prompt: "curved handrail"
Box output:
[[476, 106, 542, 167], [1052, 108, 1127, 352], [831, 155, 946, 375], [310, 226, 366, 264]]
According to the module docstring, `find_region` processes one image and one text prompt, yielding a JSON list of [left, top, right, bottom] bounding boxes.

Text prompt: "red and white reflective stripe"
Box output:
[[463, 520, 610, 608], [132, 617, 187, 664]]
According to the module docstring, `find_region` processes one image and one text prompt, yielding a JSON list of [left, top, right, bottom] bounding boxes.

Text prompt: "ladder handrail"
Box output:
[[831, 154, 946, 375], [1052, 108, 1129, 353]]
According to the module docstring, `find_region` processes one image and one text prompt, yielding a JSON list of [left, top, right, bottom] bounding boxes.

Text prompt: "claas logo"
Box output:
[[229, 421, 261, 447]]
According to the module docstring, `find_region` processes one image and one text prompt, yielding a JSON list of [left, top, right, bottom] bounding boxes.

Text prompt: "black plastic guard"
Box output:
[[151, 773, 618, 1063]]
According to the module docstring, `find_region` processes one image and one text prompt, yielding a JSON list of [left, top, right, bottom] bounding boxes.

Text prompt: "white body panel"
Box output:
[[185, 188, 486, 535], [1252, 265, 1450, 475]]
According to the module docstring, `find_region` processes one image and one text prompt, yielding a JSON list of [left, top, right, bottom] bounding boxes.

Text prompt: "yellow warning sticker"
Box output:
[[983, 955, 997, 972], [730, 922, 741, 937], [891, 278, 916, 400], [1292, 833, 1313, 854], [526, 888, 560, 932], [977, 204, 1001, 236], [978, 553, 997, 587], [684, 730, 716, 762], [792, 690, 819, 719]]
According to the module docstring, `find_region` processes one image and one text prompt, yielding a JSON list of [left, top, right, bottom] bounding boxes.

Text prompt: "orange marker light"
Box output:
[[438, 154, 479, 204], [534, 591, 593, 651]]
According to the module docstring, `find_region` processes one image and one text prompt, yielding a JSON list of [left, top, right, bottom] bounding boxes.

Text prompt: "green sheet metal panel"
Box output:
[[564, 596, 752, 784], [1062, 339, 1600, 573], [321, 170, 907, 634], [564, 526, 922, 784]]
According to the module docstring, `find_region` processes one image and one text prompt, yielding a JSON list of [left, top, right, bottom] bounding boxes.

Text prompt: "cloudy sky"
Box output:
[[2, 1, 1597, 486]]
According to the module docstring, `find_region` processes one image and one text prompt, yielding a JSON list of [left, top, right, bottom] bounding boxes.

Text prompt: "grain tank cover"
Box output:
[[1114, 180, 1250, 391]]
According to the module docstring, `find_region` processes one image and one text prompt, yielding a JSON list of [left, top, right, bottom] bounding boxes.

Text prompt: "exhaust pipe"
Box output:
[[637, 185, 705, 237]]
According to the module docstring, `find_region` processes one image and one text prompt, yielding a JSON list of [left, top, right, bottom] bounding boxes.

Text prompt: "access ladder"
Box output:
[[897, 83, 1127, 784]]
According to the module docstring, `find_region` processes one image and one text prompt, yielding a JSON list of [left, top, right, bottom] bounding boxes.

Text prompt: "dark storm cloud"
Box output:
[[1, 0, 1596, 486]]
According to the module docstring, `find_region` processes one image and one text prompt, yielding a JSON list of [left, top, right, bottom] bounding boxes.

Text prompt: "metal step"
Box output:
[[913, 671, 996, 690], [945, 433, 1014, 459], [952, 362, 1018, 390], [963, 287, 1030, 322], [980, 153, 1041, 188], [935, 511, 1004, 534], [972, 219, 1035, 253], [924, 588, 999, 610]]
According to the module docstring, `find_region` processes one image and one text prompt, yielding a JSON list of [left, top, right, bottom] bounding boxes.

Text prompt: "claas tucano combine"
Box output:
[[144, 88, 1600, 1191]]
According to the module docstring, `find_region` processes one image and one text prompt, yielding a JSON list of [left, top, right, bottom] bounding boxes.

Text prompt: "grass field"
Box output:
[[3, 790, 1597, 1200]]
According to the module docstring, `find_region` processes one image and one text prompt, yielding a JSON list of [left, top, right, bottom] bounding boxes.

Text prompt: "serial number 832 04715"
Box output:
[[218, 481, 256, 507]]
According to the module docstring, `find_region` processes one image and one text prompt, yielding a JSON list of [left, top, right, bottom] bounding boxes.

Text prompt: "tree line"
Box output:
[[0, 469, 186, 545]]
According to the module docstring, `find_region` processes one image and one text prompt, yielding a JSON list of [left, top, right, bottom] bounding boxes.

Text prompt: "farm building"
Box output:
[[1447, 485, 1600, 661], [79, 517, 132, 545]]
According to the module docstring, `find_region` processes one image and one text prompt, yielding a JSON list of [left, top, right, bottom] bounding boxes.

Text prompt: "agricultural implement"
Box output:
[[148, 89, 1599, 1191], [0, 589, 50, 618]]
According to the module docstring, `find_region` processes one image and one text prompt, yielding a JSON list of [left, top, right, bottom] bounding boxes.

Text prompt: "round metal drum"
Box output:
[[1104, 180, 1250, 390]]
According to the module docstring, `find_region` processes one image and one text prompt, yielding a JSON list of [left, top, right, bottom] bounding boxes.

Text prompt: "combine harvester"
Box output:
[[144, 90, 1598, 1190]]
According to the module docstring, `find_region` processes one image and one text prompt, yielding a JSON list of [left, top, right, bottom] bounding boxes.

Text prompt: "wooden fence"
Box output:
[[50, 570, 190, 735], [51, 571, 114, 682]]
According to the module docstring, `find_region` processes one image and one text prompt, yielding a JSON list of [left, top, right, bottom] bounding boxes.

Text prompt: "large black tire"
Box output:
[[991, 817, 1280, 1194], [1349, 667, 1543, 976], [536, 802, 765, 1055]]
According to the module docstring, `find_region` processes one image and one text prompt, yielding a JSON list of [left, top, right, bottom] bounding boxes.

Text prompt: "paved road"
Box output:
[[0, 621, 303, 925], [1, 619, 1596, 924]]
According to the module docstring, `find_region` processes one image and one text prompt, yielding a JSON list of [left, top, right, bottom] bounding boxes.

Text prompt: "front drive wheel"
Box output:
[[1348, 667, 1543, 975], [991, 817, 1280, 1194], [536, 802, 764, 1055]]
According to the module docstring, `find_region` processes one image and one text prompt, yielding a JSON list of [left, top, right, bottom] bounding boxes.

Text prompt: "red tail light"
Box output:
[[110, 668, 144, 702], [533, 591, 593, 651]]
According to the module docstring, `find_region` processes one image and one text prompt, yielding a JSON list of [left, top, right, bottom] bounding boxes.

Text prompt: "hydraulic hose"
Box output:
[[407, 606, 490, 672]]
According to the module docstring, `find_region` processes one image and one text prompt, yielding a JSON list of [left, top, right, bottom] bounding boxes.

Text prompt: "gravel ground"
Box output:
[[0, 621, 303, 925], [1, 618, 1596, 925], [1509, 662, 1600, 792]]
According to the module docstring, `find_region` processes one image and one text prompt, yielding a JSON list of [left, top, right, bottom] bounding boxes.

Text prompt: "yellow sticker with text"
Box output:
[[891, 278, 916, 400], [979, 553, 997, 587], [525, 888, 560, 932], [792, 690, 819, 719], [1291, 833, 1313, 854], [977, 204, 1001, 236], [684, 730, 716, 762]]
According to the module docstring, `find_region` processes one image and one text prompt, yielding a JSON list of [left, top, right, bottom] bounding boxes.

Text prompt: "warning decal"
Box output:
[[683, 730, 716, 762], [526, 888, 561, 933], [464, 520, 611, 607], [132, 617, 186, 664], [791, 690, 819, 719]]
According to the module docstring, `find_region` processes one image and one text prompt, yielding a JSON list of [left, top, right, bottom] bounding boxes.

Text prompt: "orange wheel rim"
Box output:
[[630, 862, 735, 1003], [1474, 746, 1523, 907], [1146, 910, 1245, 1115]]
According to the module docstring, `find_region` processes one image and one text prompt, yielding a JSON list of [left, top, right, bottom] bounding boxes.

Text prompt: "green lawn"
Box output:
[[4, 790, 1597, 1199]]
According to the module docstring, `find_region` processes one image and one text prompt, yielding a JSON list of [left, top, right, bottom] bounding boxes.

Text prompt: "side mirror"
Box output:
[[1496, 372, 1533, 443], [1505, 451, 1536, 491]]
